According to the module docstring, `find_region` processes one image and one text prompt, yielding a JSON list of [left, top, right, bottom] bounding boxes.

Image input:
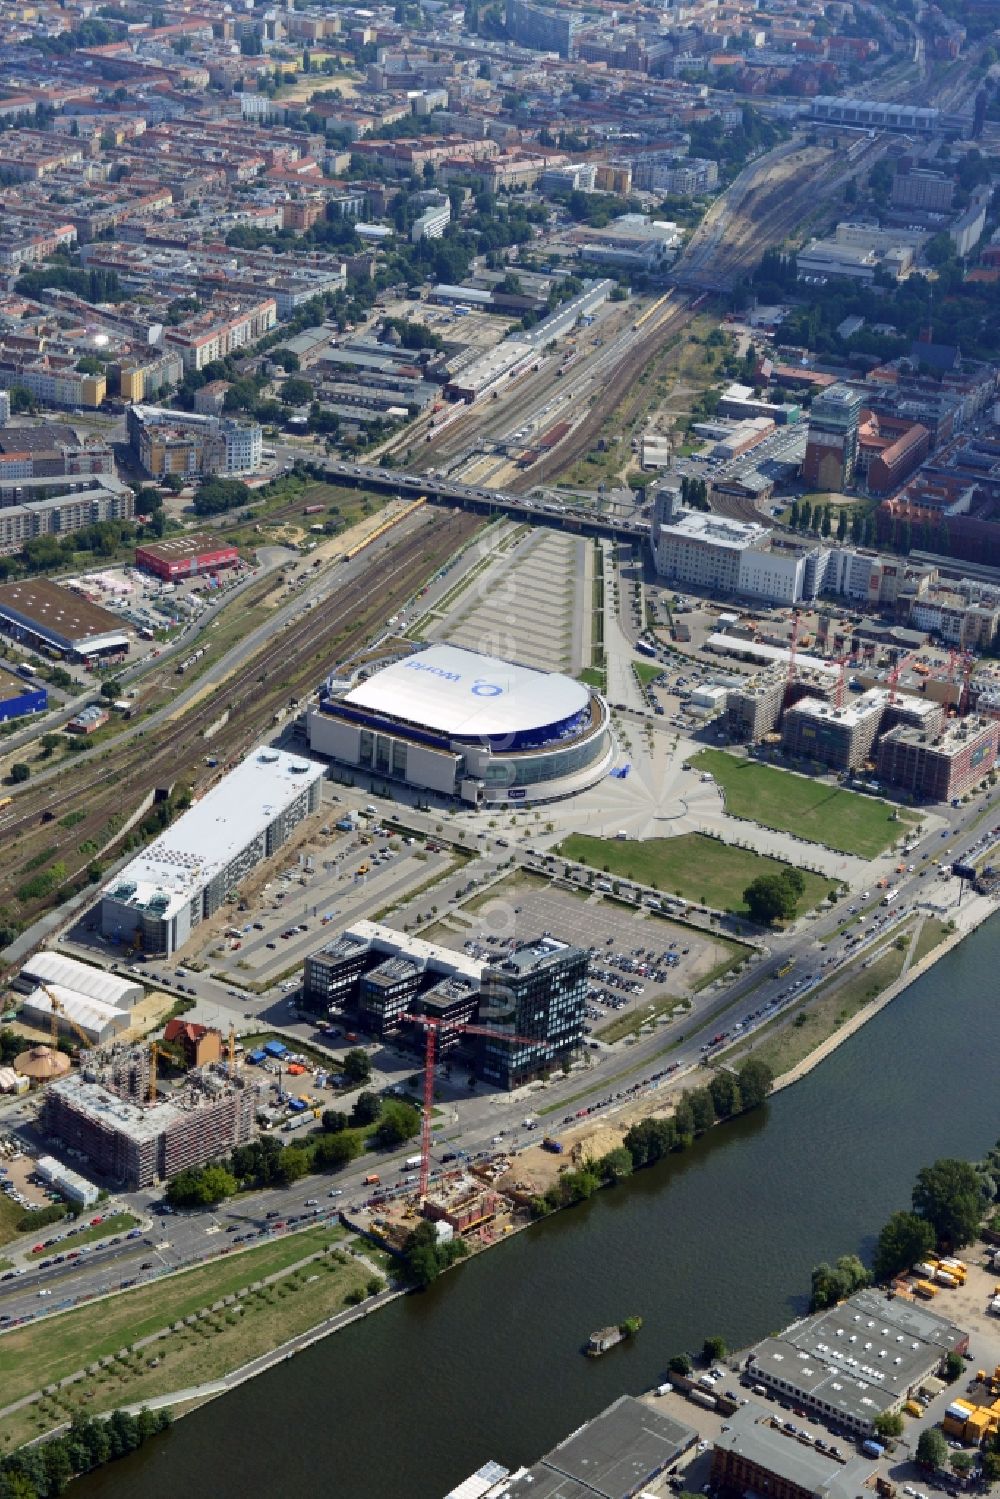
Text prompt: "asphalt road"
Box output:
[[2, 784, 994, 1327]]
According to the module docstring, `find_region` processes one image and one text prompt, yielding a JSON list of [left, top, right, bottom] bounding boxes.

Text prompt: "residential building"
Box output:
[[653, 490, 771, 594], [411, 202, 450, 242], [802, 383, 864, 491], [0, 478, 134, 556], [505, 0, 580, 57], [876, 716, 998, 801], [891, 168, 954, 213], [127, 406, 262, 478]]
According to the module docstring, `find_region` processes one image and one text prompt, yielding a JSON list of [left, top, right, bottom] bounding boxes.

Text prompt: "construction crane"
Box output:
[[227, 1024, 239, 1081], [148, 1041, 158, 1103], [784, 609, 801, 708], [834, 652, 850, 711], [887, 648, 918, 706], [400, 1012, 545, 1201], [39, 983, 95, 1053]]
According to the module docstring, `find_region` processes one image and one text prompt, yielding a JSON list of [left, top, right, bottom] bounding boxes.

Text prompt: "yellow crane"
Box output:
[[38, 982, 94, 1052]]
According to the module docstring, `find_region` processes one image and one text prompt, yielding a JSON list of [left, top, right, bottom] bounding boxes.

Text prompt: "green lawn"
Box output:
[[557, 832, 830, 916], [26, 1213, 138, 1256], [0, 1224, 346, 1409], [690, 750, 913, 858], [578, 666, 607, 691], [633, 660, 663, 688]]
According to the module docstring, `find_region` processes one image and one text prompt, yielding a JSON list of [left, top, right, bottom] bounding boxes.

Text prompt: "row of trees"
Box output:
[[811, 1148, 997, 1314], [531, 1060, 775, 1217], [0, 1407, 171, 1498]]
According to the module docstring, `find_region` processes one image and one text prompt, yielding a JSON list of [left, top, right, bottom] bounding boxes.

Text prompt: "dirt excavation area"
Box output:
[[503, 1062, 716, 1195]]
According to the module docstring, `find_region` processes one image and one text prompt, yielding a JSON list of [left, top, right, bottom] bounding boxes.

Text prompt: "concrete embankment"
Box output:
[[772, 893, 996, 1095]]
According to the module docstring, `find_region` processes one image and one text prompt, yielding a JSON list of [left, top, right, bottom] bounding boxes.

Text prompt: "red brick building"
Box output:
[[135, 535, 240, 581]]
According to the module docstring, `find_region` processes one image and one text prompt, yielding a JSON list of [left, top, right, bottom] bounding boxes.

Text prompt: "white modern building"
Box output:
[[652, 494, 771, 594], [308, 643, 614, 806], [221, 416, 263, 473], [100, 750, 325, 956], [411, 203, 451, 241]]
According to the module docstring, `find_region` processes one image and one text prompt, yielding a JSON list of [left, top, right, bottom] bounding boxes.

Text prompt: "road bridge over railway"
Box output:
[[322, 460, 651, 544]]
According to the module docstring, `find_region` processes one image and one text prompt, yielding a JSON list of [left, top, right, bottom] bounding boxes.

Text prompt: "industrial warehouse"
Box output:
[[306, 642, 615, 805], [100, 749, 325, 956], [133, 534, 240, 581], [0, 577, 131, 661], [0, 662, 46, 722], [12, 951, 143, 1045], [744, 1288, 968, 1436]]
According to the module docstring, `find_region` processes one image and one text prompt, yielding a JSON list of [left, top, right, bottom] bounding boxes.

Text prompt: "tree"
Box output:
[[703, 1335, 728, 1363], [709, 1071, 742, 1119], [374, 1100, 420, 1149], [916, 1428, 949, 1472], [342, 1049, 372, 1086], [837, 508, 848, 542], [743, 871, 800, 924], [874, 1411, 904, 1440], [281, 376, 314, 406], [100, 679, 121, 700], [400, 1220, 468, 1287], [321, 1109, 349, 1134], [668, 1353, 692, 1376], [9, 763, 30, 783], [39, 733, 62, 758], [165, 1163, 236, 1207], [313, 1132, 360, 1169], [597, 1146, 633, 1183], [809, 1254, 871, 1310], [350, 1090, 381, 1127], [943, 1351, 964, 1384], [689, 1087, 716, 1133], [912, 1158, 986, 1248], [872, 1210, 936, 1281]]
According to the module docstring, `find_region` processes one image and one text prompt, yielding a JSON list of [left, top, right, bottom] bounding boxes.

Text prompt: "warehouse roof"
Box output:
[[343, 643, 588, 738], [21, 952, 142, 1009], [102, 751, 324, 922], [0, 578, 129, 651], [505, 1395, 697, 1499], [135, 534, 239, 563], [714, 1404, 875, 1499], [22, 985, 128, 1038]]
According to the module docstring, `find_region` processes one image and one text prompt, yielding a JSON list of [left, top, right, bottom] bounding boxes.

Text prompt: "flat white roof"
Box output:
[[345, 918, 483, 982], [103, 750, 324, 920], [23, 985, 128, 1036], [660, 509, 770, 550], [343, 644, 589, 738], [23, 952, 142, 1008], [708, 633, 840, 674]]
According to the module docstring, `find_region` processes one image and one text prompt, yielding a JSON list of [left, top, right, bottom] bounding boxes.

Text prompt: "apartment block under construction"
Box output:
[[725, 664, 834, 742], [781, 688, 947, 772], [877, 715, 999, 802], [41, 1045, 260, 1189]]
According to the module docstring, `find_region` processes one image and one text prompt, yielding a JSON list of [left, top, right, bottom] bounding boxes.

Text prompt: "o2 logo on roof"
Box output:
[[471, 680, 504, 698]]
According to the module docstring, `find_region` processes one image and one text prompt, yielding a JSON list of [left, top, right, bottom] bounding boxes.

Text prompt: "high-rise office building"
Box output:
[[476, 938, 588, 1089], [802, 383, 864, 492]]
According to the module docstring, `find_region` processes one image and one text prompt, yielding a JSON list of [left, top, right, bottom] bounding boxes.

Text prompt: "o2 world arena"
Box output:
[[307, 643, 614, 805]]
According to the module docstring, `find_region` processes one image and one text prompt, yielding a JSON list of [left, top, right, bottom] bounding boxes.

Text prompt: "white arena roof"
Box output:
[[344, 645, 589, 737]]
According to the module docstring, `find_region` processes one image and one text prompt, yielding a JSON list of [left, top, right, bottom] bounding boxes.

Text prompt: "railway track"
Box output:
[[509, 296, 695, 491], [0, 509, 481, 924]]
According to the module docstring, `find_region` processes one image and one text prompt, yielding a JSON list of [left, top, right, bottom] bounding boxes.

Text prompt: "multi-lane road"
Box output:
[[2, 776, 995, 1328]]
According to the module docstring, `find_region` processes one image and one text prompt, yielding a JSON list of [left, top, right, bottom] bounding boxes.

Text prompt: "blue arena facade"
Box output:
[[307, 643, 615, 806]]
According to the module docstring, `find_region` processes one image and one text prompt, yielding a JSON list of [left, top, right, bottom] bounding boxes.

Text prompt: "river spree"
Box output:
[[79, 914, 1000, 1499]]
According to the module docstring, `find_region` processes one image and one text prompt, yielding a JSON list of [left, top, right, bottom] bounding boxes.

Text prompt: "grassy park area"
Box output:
[[557, 831, 830, 917], [632, 660, 663, 687], [690, 750, 913, 858], [0, 1226, 380, 1449]]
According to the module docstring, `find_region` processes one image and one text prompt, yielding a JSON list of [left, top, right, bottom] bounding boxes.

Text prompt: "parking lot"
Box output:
[[0, 1138, 50, 1213], [420, 873, 738, 1036]]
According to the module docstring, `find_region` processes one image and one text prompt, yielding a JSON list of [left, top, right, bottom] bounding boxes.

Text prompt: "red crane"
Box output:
[[400, 1012, 542, 1200], [834, 652, 850, 711], [887, 648, 918, 706]]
